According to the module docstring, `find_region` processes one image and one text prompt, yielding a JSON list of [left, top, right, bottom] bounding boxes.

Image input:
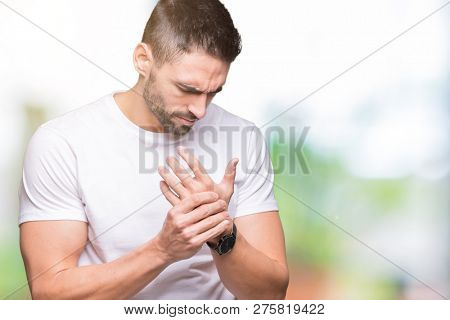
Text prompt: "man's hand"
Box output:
[[154, 191, 230, 263], [158, 146, 239, 243], [159, 146, 239, 204]]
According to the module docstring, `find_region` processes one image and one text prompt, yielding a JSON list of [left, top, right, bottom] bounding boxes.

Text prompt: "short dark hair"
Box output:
[[141, 0, 242, 67]]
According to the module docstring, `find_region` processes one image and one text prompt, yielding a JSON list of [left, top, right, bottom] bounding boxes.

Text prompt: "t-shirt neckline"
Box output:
[[107, 91, 191, 146]]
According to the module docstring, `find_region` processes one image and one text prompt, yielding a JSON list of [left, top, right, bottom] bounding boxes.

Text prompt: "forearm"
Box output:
[[34, 239, 171, 299], [211, 233, 289, 300]]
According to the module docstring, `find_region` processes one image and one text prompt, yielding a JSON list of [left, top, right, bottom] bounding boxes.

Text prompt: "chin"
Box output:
[[172, 125, 192, 137]]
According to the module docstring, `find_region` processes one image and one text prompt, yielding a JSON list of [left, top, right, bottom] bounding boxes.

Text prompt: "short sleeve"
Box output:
[[233, 125, 279, 218], [18, 125, 87, 225]]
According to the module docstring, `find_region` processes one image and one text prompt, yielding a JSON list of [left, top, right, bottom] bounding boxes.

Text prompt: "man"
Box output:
[[19, 0, 289, 299]]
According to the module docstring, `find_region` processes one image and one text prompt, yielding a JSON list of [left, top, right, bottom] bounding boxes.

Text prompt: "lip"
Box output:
[[176, 116, 196, 126]]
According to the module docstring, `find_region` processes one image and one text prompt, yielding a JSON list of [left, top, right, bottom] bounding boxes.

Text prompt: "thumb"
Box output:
[[222, 158, 239, 185]]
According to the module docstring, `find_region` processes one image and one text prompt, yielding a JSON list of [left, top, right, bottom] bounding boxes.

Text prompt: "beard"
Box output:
[[142, 71, 195, 137]]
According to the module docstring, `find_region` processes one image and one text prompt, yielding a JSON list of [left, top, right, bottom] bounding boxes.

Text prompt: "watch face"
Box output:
[[220, 236, 236, 254]]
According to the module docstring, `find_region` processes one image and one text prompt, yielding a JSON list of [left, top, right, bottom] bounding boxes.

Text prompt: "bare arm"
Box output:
[[20, 220, 170, 300], [158, 148, 289, 299], [20, 192, 227, 300], [210, 211, 289, 299]]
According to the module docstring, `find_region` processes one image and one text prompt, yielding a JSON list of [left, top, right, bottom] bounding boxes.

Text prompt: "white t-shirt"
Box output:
[[19, 92, 278, 299]]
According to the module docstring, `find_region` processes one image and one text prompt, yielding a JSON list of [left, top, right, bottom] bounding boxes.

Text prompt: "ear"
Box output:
[[133, 42, 153, 78]]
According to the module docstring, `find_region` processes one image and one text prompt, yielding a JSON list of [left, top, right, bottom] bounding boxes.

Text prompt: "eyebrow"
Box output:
[[176, 82, 223, 94]]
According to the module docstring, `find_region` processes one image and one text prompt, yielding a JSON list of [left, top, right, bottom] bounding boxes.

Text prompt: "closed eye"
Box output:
[[175, 82, 223, 95]]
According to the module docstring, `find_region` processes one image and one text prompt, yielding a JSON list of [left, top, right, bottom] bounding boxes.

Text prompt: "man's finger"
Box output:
[[191, 220, 230, 246], [158, 166, 189, 198], [183, 200, 227, 225], [160, 180, 180, 206], [183, 210, 230, 238], [221, 158, 239, 186], [171, 192, 219, 215], [176, 146, 212, 183], [166, 156, 194, 186]]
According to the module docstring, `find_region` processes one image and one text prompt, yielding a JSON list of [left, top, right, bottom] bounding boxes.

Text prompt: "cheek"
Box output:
[[165, 95, 187, 110], [161, 95, 189, 116], [161, 85, 181, 102], [156, 87, 182, 108]]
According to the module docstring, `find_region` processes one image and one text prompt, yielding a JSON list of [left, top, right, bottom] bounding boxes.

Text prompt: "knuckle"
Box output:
[[168, 208, 176, 218], [174, 221, 183, 231], [188, 238, 199, 247], [218, 200, 227, 209], [181, 229, 192, 240], [209, 192, 219, 201]]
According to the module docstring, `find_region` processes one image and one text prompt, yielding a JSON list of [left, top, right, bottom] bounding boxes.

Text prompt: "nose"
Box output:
[[187, 94, 208, 120]]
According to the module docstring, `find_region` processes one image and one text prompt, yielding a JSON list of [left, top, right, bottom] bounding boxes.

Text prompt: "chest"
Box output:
[[74, 137, 240, 258]]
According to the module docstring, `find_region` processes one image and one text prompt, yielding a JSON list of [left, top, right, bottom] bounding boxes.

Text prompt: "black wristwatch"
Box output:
[[206, 222, 237, 255]]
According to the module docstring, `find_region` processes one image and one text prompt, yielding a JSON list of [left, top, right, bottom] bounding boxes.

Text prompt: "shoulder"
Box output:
[[24, 94, 114, 162], [39, 94, 111, 138]]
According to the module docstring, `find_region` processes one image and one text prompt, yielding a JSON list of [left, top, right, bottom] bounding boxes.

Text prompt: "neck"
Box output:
[[113, 82, 164, 133]]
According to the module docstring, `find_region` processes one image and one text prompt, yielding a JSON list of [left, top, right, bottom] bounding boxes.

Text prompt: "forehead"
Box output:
[[160, 49, 230, 87]]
